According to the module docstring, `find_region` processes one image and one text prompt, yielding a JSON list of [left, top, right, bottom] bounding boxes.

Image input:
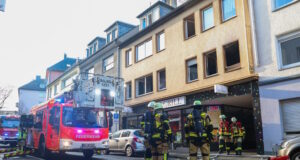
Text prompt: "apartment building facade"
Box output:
[[120, 0, 264, 153], [252, 0, 300, 153]]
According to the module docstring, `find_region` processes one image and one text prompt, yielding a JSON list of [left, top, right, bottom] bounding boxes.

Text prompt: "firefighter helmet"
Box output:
[[154, 102, 163, 111], [219, 115, 226, 119], [147, 101, 156, 108], [231, 117, 237, 122], [193, 100, 202, 105]]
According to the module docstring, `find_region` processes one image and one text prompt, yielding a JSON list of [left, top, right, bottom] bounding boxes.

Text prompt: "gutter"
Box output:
[[248, 0, 259, 67]]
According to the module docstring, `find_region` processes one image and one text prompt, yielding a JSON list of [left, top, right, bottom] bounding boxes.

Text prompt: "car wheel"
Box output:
[[291, 151, 300, 160], [83, 150, 94, 159], [125, 146, 134, 157]]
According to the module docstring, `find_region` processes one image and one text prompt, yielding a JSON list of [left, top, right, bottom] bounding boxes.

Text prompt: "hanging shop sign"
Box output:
[[160, 96, 186, 109], [214, 84, 228, 94]]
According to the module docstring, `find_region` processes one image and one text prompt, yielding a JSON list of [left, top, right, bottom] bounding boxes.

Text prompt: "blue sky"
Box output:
[[0, 0, 158, 111]]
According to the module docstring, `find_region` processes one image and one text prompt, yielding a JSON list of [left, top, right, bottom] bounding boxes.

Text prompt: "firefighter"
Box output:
[[218, 115, 231, 154], [141, 101, 156, 160], [151, 103, 172, 160], [185, 100, 213, 160], [230, 117, 246, 155]]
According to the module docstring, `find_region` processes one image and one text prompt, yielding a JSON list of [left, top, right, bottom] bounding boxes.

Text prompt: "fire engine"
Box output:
[[0, 115, 20, 147], [25, 74, 124, 159]]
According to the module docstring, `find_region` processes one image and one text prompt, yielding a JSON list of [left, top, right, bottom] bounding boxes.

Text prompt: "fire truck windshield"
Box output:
[[0, 118, 20, 128], [62, 107, 107, 128]]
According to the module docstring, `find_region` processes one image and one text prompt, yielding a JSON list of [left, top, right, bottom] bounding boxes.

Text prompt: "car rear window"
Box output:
[[134, 130, 142, 137]]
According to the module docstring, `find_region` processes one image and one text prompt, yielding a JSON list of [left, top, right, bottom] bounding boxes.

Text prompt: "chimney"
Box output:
[[64, 53, 67, 59], [36, 75, 41, 80]]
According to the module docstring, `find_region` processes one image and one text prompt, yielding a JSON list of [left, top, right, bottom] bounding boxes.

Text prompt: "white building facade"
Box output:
[[252, 0, 300, 153]]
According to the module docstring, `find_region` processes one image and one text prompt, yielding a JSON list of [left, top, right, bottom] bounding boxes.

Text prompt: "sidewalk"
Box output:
[[169, 147, 272, 160]]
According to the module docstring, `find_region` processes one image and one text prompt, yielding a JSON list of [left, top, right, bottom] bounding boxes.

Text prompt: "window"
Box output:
[[63, 74, 77, 88], [125, 81, 132, 100], [34, 111, 43, 129], [103, 55, 114, 72], [87, 67, 94, 79], [125, 50, 132, 67], [121, 131, 131, 137], [107, 33, 111, 43], [135, 74, 153, 97], [158, 69, 166, 90], [157, 32, 165, 52], [89, 47, 93, 55], [54, 84, 58, 95], [274, 0, 293, 9], [136, 39, 152, 62], [112, 29, 117, 40], [204, 51, 218, 77], [184, 14, 195, 39], [278, 33, 300, 69], [186, 58, 198, 82], [153, 7, 160, 22], [93, 43, 97, 53], [112, 131, 121, 138], [148, 14, 152, 26], [221, 0, 236, 21], [142, 18, 147, 29], [202, 6, 214, 31], [224, 41, 240, 71]]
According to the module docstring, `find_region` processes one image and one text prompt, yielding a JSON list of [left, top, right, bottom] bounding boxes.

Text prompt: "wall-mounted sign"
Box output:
[[159, 96, 186, 109], [214, 84, 228, 94]]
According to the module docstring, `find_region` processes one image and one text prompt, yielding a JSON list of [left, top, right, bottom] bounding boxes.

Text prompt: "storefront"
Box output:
[[122, 80, 264, 154]]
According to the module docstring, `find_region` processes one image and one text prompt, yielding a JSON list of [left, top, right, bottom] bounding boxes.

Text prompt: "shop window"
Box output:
[[224, 41, 240, 71], [157, 69, 166, 91], [135, 74, 153, 97], [125, 49, 132, 67], [125, 81, 132, 100], [202, 5, 214, 31], [186, 58, 198, 82], [221, 0, 236, 21], [278, 32, 300, 69], [184, 14, 195, 39], [204, 51, 217, 77]]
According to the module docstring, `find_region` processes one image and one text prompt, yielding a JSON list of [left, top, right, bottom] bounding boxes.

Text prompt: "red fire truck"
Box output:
[[26, 74, 123, 159], [0, 115, 20, 147]]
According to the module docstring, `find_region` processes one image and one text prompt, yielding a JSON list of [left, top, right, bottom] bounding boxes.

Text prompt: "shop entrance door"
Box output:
[[168, 110, 182, 147]]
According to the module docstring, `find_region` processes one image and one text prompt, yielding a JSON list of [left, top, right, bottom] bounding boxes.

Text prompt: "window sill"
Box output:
[[125, 64, 132, 68], [135, 92, 153, 98], [135, 55, 153, 64], [158, 88, 167, 92], [272, 0, 299, 12], [125, 98, 132, 101], [225, 64, 241, 73], [157, 48, 166, 54], [204, 73, 219, 79], [201, 26, 215, 33], [187, 79, 199, 84], [184, 34, 196, 41], [221, 15, 237, 24]]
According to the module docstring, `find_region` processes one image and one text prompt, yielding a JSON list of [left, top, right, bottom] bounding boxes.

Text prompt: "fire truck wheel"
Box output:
[[83, 150, 94, 159]]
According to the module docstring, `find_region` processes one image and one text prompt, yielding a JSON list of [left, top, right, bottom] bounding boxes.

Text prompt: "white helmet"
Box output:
[[219, 115, 226, 119], [231, 117, 237, 122], [147, 101, 156, 109]]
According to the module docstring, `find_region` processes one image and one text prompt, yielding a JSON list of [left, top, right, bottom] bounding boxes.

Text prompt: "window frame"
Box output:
[[135, 38, 153, 63], [125, 49, 133, 67], [135, 73, 153, 98], [183, 14, 196, 40], [201, 4, 215, 32], [203, 49, 218, 78], [276, 31, 300, 70], [223, 40, 241, 72], [156, 30, 166, 53], [185, 57, 199, 83], [157, 68, 167, 91], [272, 0, 297, 11], [103, 55, 114, 72], [125, 81, 132, 100], [220, 0, 237, 22]]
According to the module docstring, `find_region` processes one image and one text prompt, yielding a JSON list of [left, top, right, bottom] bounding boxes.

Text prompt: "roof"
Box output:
[[120, 0, 198, 48], [88, 37, 106, 46], [104, 21, 136, 32], [19, 77, 46, 92], [47, 54, 77, 72], [137, 1, 174, 18]]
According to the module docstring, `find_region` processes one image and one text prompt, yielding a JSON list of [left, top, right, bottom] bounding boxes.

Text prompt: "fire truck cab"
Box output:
[[29, 99, 109, 159], [0, 115, 20, 147]]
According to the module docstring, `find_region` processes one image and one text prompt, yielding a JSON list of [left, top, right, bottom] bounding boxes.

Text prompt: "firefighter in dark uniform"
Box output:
[[218, 114, 231, 154], [151, 103, 172, 160], [230, 117, 246, 155], [184, 100, 213, 160], [140, 101, 156, 160]]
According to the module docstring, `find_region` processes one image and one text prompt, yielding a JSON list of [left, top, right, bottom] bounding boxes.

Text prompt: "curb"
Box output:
[[169, 152, 272, 159]]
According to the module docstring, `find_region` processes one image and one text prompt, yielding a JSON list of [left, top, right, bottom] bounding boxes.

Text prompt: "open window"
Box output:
[[224, 41, 240, 71], [204, 50, 218, 77], [184, 14, 195, 39], [34, 111, 43, 129]]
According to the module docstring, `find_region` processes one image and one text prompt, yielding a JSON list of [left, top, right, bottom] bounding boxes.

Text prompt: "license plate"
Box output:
[[81, 143, 95, 149]]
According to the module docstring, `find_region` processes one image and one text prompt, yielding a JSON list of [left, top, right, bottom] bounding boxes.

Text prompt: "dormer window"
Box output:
[[112, 29, 117, 40], [107, 28, 118, 43], [107, 33, 111, 43], [142, 18, 147, 29]]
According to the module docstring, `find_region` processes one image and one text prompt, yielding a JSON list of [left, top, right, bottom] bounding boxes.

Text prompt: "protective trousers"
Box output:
[[144, 139, 152, 160], [151, 143, 168, 160], [189, 141, 210, 160], [233, 137, 243, 154], [219, 135, 231, 153]]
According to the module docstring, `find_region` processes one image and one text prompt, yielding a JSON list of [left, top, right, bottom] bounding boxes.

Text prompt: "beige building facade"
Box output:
[[121, 0, 264, 153]]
